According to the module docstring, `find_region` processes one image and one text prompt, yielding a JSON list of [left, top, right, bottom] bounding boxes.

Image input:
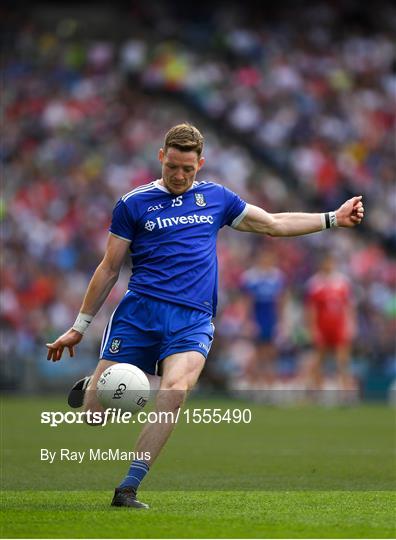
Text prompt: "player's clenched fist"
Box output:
[[335, 196, 364, 227], [46, 329, 83, 362]]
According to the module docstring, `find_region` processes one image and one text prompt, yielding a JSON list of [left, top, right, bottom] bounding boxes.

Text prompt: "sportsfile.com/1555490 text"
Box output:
[[40, 408, 252, 427]]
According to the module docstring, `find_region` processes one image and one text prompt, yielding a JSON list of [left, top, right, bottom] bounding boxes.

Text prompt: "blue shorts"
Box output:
[[100, 291, 215, 375], [256, 318, 276, 342]]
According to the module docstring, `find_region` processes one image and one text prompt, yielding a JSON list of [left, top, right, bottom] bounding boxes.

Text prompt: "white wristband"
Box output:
[[321, 211, 338, 230], [72, 313, 93, 335], [329, 211, 338, 228]]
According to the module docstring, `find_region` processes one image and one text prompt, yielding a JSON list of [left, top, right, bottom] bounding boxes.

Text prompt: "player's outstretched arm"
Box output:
[[46, 233, 131, 362], [235, 196, 364, 236]]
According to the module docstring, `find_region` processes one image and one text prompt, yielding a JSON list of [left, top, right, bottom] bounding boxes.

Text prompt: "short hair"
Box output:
[[164, 123, 204, 157]]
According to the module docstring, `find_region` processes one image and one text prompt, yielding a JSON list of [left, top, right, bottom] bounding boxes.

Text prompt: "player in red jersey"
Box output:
[[306, 254, 356, 392]]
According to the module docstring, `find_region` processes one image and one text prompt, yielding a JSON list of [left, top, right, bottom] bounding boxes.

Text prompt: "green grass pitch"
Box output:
[[1, 396, 395, 538]]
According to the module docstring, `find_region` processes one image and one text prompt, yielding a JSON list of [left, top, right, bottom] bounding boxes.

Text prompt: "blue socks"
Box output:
[[119, 460, 150, 490]]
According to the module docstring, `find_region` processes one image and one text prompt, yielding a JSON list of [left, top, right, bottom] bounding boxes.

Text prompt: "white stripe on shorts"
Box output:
[[100, 290, 131, 358], [100, 307, 118, 358]]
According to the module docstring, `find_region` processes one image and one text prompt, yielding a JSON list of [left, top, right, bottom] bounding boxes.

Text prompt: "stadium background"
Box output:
[[2, 0, 395, 401], [2, 2, 396, 538]]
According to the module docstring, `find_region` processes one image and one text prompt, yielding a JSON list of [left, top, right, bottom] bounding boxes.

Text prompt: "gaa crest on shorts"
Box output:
[[109, 338, 122, 354], [195, 193, 206, 207]]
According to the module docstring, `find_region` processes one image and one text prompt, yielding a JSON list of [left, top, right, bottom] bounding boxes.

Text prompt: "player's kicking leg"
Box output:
[[67, 359, 117, 409], [81, 359, 119, 423], [111, 350, 205, 509], [68, 375, 92, 408]]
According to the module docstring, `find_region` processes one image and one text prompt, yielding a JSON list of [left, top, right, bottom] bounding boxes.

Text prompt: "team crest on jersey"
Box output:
[[145, 220, 156, 231], [195, 193, 206, 207], [109, 338, 122, 354]]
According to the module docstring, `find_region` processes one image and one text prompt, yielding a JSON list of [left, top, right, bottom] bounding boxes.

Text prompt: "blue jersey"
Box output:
[[109, 180, 247, 316], [242, 267, 285, 327]]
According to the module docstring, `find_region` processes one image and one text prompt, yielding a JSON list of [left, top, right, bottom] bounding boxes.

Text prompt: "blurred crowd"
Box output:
[[2, 1, 395, 394]]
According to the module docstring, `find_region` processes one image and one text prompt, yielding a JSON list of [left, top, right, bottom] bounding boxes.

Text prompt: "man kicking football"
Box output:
[[46, 123, 364, 508]]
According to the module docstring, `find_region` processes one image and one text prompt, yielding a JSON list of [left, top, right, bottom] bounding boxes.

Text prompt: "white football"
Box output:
[[96, 364, 150, 413]]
